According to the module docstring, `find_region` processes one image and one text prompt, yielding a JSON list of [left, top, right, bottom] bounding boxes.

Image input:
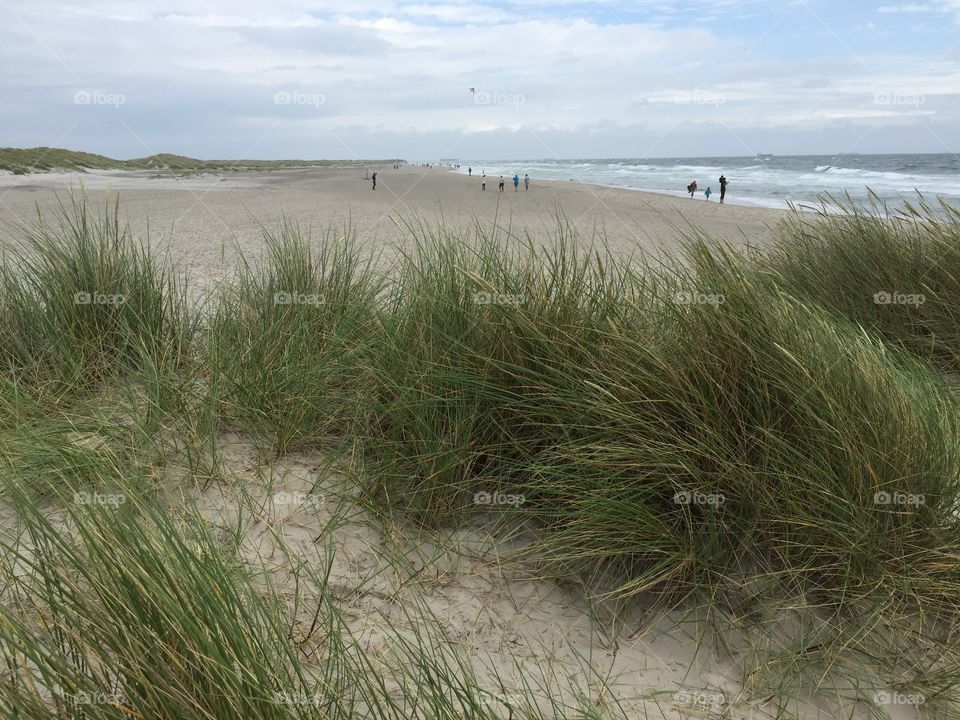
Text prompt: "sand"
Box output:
[[178, 437, 917, 720], [1, 168, 914, 719], [0, 165, 787, 288], [0, 439, 916, 720]]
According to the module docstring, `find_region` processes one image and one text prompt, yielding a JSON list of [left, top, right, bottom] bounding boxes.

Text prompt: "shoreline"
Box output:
[[449, 166, 791, 211], [449, 158, 960, 214]]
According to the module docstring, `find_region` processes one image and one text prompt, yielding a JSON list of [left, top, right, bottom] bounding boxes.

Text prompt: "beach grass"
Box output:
[[0, 194, 192, 405], [358, 217, 960, 614], [206, 219, 382, 454], [767, 193, 960, 372], [0, 194, 958, 717]]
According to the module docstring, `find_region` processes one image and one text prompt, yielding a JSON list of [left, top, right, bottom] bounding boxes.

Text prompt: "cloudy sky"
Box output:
[[2, 0, 959, 160]]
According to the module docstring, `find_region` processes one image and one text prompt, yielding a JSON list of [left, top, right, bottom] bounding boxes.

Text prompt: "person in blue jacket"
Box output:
[[704, 186, 712, 200]]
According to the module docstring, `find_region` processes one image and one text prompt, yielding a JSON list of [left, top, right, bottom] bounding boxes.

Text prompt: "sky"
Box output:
[[1, 0, 959, 160]]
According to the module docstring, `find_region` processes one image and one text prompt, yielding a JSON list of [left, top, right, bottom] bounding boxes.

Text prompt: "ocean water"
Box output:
[[456, 154, 960, 211]]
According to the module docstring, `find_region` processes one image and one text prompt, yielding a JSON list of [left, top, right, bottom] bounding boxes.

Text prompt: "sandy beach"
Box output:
[[0, 165, 787, 281], [3, 0, 957, 714], [1, 164, 944, 720]]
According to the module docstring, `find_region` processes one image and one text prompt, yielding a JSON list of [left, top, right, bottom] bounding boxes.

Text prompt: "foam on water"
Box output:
[[457, 154, 960, 211]]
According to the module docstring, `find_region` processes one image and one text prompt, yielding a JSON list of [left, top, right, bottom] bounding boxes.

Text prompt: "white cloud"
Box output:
[[877, 0, 960, 16], [877, 3, 939, 11], [0, 0, 956, 157]]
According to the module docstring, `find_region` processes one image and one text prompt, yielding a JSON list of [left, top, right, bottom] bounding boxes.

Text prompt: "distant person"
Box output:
[[482, 178, 486, 191], [686, 180, 697, 198], [499, 176, 505, 192], [719, 174, 728, 203], [513, 174, 519, 191], [704, 186, 712, 201], [372, 171, 377, 190], [482, 169, 486, 177], [468, 167, 472, 176], [524, 174, 529, 190]]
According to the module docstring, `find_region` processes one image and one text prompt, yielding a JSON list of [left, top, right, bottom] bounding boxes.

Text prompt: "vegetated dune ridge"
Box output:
[[0, 178, 956, 719]]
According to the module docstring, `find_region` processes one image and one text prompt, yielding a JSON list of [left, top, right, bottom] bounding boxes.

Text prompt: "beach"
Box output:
[[0, 164, 787, 278], [458, 154, 960, 211], [0, 163, 949, 720], [2, 0, 957, 713], [0, 166, 794, 719]]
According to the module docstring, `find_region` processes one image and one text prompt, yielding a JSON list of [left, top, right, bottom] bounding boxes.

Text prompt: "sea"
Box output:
[[455, 154, 960, 212]]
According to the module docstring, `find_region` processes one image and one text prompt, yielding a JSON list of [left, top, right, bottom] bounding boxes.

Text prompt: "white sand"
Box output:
[[177, 437, 919, 720], [0, 165, 787, 284]]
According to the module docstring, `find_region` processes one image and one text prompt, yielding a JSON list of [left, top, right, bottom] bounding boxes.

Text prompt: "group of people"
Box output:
[[687, 175, 729, 203], [472, 168, 530, 192], [376, 164, 726, 202], [372, 165, 532, 193]]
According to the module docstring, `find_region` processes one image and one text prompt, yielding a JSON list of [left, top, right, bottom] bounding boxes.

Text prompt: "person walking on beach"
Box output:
[[513, 174, 520, 191], [704, 186, 712, 201], [524, 174, 529, 190], [719, 174, 727, 203], [468, 167, 472, 176], [499, 176, 505, 192], [372, 172, 377, 190], [686, 180, 697, 198]]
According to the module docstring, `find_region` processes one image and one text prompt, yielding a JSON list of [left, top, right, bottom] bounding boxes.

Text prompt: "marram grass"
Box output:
[[0, 194, 959, 717]]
